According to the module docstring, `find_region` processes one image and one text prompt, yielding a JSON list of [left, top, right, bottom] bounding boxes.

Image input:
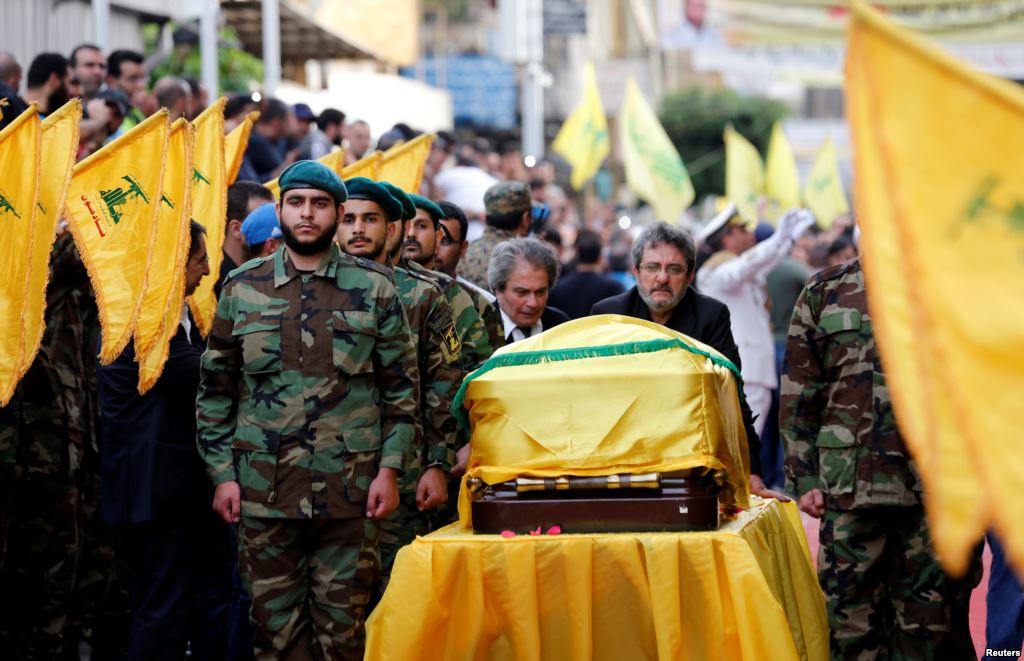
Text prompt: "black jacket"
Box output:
[[97, 322, 212, 526], [591, 286, 763, 474], [548, 271, 625, 320]]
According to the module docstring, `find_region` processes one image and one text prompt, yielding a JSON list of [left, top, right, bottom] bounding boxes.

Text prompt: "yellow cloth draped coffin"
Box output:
[[453, 315, 751, 522], [366, 498, 828, 661]]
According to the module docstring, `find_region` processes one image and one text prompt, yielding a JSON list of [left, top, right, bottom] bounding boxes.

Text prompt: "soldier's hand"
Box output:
[[416, 467, 449, 511], [798, 489, 826, 518], [213, 481, 241, 524], [750, 473, 791, 503], [367, 467, 400, 519]]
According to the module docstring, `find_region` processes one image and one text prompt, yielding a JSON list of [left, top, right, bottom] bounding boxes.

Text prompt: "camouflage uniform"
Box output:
[[781, 258, 979, 660], [0, 233, 131, 659], [406, 260, 495, 372], [377, 267, 462, 580], [457, 275, 506, 356], [456, 225, 518, 292], [196, 245, 420, 660]]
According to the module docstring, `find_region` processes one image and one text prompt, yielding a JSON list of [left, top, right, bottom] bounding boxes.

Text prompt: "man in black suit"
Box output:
[[591, 221, 786, 501], [548, 229, 624, 319], [98, 221, 232, 660], [487, 237, 570, 343]]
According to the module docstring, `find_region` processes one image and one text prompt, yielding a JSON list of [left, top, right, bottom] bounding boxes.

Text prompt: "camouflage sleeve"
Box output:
[[479, 298, 506, 354], [449, 283, 494, 371], [780, 282, 827, 496], [196, 285, 242, 486], [421, 294, 463, 471], [373, 281, 421, 472]]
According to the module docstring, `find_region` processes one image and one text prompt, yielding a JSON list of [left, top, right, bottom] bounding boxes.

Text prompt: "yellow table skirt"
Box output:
[[366, 498, 828, 660]]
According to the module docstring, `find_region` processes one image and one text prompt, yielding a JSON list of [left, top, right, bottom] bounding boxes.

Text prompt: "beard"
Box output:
[[280, 219, 338, 256], [342, 234, 385, 261], [48, 86, 70, 112], [402, 237, 433, 264], [638, 284, 684, 314]]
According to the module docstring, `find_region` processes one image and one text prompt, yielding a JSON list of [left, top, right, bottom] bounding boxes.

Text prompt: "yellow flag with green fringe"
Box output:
[[764, 122, 801, 221], [379, 134, 434, 192], [847, 1, 1024, 577], [136, 118, 194, 394], [65, 110, 169, 364], [187, 97, 227, 337], [803, 136, 848, 228], [552, 62, 610, 190], [619, 76, 694, 222], [0, 104, 42, 405], [225, 110, 259, 184], [724, 124, 765, 223], [341, 151, 382, 181], [19, 100, 81, 377]]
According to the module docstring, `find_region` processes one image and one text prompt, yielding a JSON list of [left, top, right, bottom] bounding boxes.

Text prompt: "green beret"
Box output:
[[344, 177, 403, 221], [278, 160, 348, 204], [378, 181, 416, 221], [407, 193, 444, 226]]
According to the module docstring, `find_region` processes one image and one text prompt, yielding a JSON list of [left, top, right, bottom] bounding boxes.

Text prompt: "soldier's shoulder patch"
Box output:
[[408, 260, 452, 286], [227, 254, 274, 284], [403, 266, 448, 296], [340, 252, 394, 281], [440, 320, 462, 362]]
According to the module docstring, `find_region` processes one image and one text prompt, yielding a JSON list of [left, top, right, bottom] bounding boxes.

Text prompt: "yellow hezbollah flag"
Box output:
[[552, 62, 610, 190], [379, 134, 434, 192], [341, 151, 382, 181], [724, 124, 765, 223], [188, 97, 227, 337], [135, 119, 194, 394], [847, 1, 1024, 577], [19, 100, 81, 377], [65, 110, 170, 364], [266, 149, 348, 199], [619, 76, 695, 222], [0, 104, 42, 404], [764, 121, 801, 222], [802, 136, 848, 228], [225, 110, 259, 184]]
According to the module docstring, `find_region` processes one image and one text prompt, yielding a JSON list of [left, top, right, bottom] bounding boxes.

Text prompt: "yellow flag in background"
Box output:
[[341, 151, 382, 181], [20, 100, 81, 377], [619, 77, 695, 222], [136, 119, 194, 394], [379, 134, 434, 192], [552, 62, 610, 190], [802, 136, 849, 228], [0, 104, 41, 404], [723, 124, 765, 223], [65, 110, 169, 364], [188, 97, 227, 337], [847, 1, 1024, 577], [764, 122, 801, 222], [266, 149, 348, 199], [225, 111, 259, 184]]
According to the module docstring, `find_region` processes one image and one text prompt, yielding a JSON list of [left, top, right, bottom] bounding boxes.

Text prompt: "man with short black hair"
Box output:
[[298, 107, 344, 160], [548, 229, 623, 319], [591, 221, 781, 501], [106, 49, 147, 130], [220, 181, 275, 294], [69, 44, 105, 99], [22, 52, 71, 117], [457, 181, 532, 290], [246, 98, 297, 182]]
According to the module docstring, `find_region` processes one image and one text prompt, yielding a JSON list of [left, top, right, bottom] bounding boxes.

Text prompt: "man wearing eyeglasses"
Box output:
[[591, 221, 785, 500]]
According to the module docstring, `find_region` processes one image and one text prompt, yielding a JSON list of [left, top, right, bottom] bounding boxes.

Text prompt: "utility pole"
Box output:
[[200, 0, 219, 98], [521, 0, 545, 162], [263, 0, 281, 97]]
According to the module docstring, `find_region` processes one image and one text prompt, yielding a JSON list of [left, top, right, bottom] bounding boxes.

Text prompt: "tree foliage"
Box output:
[[659, 86, 788, 201], [143, 24, 263, 94]]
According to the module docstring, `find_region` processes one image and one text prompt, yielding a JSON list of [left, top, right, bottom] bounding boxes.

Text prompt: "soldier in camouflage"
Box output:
[[433, 200, 506, 355], [337, 177, 461, 582], [197, 161, 420, 660], [456, 180, 532, 291], [781, 256, 979, 660]]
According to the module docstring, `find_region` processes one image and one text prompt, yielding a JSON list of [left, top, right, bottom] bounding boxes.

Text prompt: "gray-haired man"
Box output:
[[488, 237, 570, 344]]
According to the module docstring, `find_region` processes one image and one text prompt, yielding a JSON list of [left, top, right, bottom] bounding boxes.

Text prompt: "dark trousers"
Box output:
[[986, 532, 1024, 655], [119, 511, 232, 661]]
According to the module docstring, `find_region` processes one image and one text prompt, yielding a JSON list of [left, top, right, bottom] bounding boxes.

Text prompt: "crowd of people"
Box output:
[[1, 42, 1022, 661]]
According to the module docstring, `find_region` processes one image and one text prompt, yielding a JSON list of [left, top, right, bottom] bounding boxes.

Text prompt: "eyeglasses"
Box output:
[[639, 262, 687, 277]]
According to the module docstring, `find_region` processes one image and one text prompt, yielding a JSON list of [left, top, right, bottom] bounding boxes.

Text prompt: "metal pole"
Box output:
[[262, 0, 281, 97], [521, 0, 544, 161], [200, 0, 219, 98], [93, 0, 110, 52]]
